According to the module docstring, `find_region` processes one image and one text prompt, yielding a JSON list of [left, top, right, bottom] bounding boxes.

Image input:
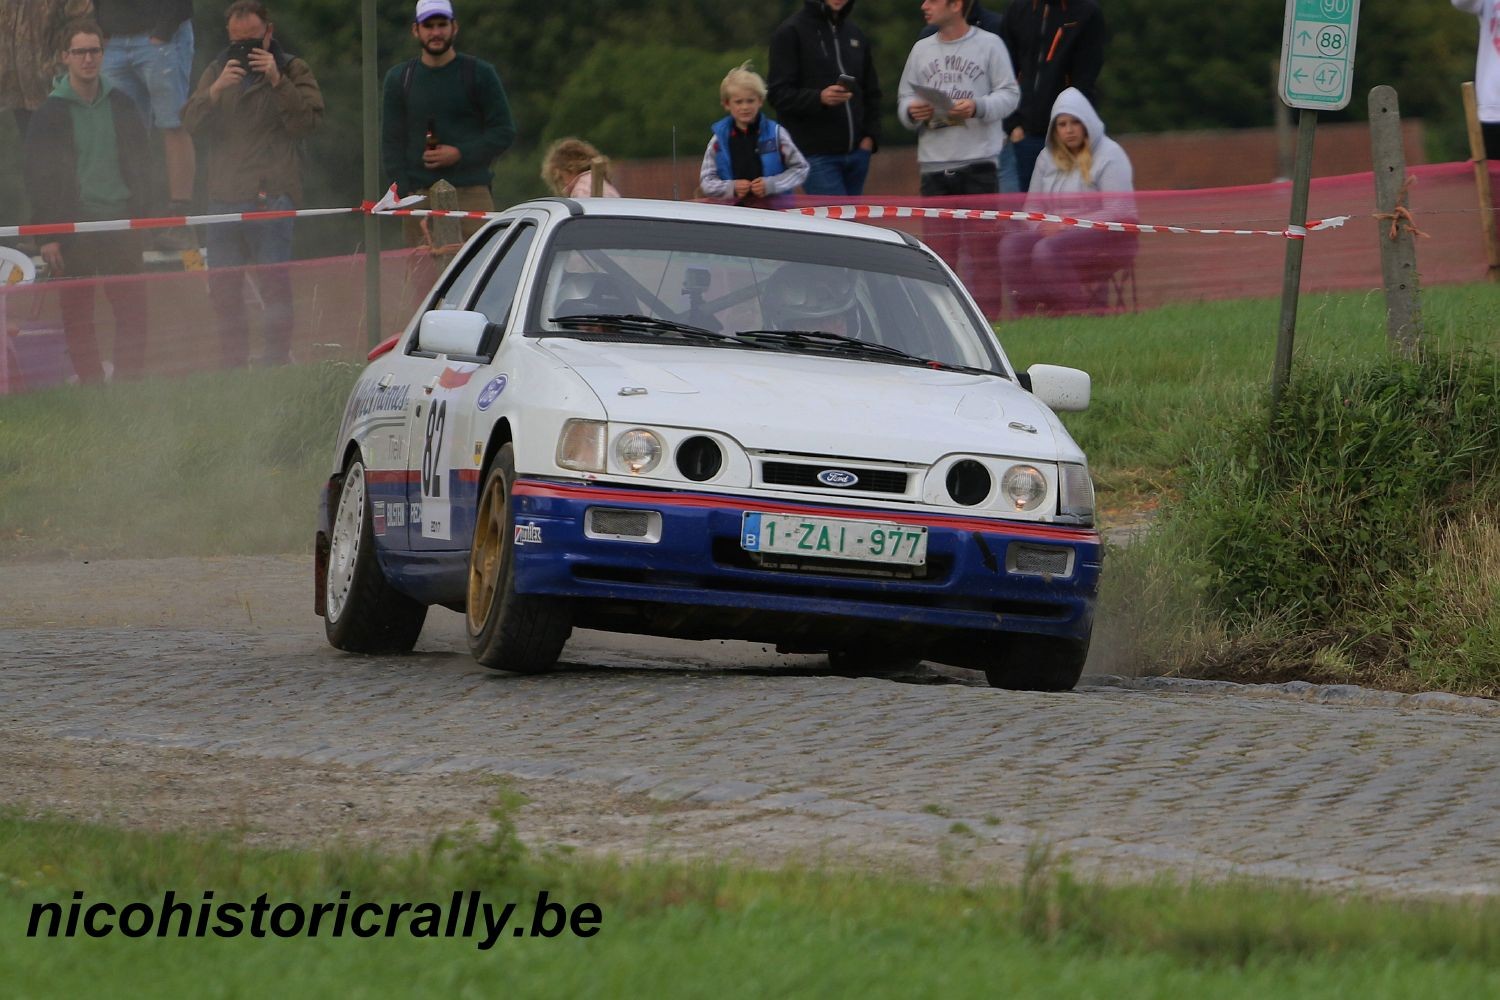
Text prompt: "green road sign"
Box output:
[[1279, 0, 1361, 111]]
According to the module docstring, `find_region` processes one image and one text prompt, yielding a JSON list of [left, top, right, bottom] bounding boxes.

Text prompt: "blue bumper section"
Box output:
[[509, 480, 1101, 642]]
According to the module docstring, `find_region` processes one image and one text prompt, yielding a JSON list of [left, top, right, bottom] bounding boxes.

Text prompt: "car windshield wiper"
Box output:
[[731, 328, 999, 375], [546, 314, 734, 343]]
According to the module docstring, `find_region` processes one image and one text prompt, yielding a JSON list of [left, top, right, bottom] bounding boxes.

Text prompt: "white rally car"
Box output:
[[316, 198, 1101, 690]]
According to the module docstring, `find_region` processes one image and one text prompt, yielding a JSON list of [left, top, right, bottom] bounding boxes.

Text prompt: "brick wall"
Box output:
[[607, 120, 1426, 200]]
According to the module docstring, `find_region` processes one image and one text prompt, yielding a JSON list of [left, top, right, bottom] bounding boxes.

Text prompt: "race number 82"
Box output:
[[421, 399, 447, 499]]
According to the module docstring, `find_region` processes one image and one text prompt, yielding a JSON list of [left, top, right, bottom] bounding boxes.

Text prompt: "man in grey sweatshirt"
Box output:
[[897, 0, 1019, 197], [897, 0, 1019, 317]]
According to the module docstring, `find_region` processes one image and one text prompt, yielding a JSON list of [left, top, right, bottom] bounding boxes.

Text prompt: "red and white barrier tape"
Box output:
[[791, 204, 1351, 239], [0, 184, 1350, 241]]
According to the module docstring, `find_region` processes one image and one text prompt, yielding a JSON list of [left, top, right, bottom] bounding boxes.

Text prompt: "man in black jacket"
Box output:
[[768, 0, 881, 197], [1001, 0, 1105, 192], [23, 21, 152, 384]]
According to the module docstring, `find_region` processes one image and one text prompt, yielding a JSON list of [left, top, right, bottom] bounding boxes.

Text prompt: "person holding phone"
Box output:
[[767, 0, 882, 197]]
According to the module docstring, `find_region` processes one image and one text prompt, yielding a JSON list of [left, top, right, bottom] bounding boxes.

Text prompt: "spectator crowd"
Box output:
[[3, 0, 1497, 382]]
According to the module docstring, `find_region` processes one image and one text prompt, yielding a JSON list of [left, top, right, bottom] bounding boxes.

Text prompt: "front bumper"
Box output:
[[510, 478, 1101, 642]]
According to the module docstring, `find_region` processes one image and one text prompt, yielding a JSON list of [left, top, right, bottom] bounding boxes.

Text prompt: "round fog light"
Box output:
[[1001, 465, 1047, 510], [676, 435, 723, 482], [614, 429, 663, 474]]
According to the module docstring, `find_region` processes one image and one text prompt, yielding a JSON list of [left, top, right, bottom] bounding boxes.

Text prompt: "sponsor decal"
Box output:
[[473, 440, 484, 465], [476, 374, 509, 411], [409, 503, 422, 529], [386, 502, 407, 528], [345, 379, 412, 422], [439, 364, 480, 389], [816, 469, 860, 488], [514, 523, 543, 545], [372, 501, 386, 536]]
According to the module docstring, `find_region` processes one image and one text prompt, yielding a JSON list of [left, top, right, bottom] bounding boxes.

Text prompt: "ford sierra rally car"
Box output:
[[316, 197, 1101, 690]]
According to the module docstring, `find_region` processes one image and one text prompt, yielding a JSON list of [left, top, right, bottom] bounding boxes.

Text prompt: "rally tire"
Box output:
[[324, 458, 427, 653], [983, 634, 1089, 692], [466, 444, 572, 673]]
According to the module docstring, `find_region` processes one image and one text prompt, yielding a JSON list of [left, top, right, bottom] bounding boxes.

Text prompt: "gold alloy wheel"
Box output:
[[466, 471, 505, 634]]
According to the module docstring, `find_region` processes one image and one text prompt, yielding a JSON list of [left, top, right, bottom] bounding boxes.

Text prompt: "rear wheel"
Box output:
[[325, 458, 427, 652], [983, 634, 1089, 692], [467, 444, 572, 673]]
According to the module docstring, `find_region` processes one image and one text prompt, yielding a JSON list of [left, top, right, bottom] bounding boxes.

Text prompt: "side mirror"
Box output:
[[418, 309, 490, 357], [1025, 363, 1091, 412]]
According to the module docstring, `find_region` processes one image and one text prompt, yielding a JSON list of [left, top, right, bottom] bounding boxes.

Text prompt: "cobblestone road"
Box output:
[[3, 556, 1499, 895]]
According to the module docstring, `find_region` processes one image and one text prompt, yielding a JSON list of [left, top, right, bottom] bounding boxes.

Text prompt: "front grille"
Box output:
[[761, 461, 909, 494]]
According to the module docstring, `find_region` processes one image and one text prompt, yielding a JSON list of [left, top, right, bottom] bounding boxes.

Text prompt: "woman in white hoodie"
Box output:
[[1002, 87, 1136, 315]]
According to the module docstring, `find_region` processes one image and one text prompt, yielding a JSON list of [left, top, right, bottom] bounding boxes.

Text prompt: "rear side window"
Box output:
[[431, 224, 505, 311], [471, 225, 537, 330]]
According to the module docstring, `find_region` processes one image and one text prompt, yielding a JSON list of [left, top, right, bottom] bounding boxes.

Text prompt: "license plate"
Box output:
[[741, 512, 928, 566]]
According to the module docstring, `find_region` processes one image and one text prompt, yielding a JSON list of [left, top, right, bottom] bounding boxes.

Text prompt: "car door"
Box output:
[[405, 219, 540, 553]]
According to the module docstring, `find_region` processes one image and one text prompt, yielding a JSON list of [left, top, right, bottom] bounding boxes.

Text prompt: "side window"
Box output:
[[471, 225, 537, 331], [431, 224, 506, 311]]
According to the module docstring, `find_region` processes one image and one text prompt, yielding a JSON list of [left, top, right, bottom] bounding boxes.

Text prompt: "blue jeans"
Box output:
[[1013, 135, 1048, 194], [999, 142, 1021, 194], [102, 21, 194, 129], [207, 196, 296, 367], [802, 149, 873, 197]]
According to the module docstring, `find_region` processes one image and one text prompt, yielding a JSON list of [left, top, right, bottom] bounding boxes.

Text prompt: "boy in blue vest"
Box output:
[[699, 62, 808, 204]]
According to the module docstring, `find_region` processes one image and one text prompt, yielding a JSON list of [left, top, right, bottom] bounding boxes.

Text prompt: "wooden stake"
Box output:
[[590, 156, 606, 198], [1462, 82, 1500, 280], [1369, 86, 1423, 357]]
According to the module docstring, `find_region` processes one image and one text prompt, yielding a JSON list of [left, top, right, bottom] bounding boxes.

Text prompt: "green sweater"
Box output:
[[381, 54, 517, 194], [53, 74, 130, 217]]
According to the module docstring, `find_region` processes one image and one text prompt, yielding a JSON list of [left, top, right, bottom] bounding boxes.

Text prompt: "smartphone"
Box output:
[[837, 74, 856, 90]]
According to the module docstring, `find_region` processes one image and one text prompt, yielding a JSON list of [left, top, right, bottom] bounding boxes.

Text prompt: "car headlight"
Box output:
[[614, 428, 663, 475], [1058, 462, 1095, 522], [556, 419, 606, 472], [1000, 464, 1047, 511]]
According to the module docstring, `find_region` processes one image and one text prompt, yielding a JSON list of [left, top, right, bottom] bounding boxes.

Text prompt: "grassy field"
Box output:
[[4, 808, 1500, 997]]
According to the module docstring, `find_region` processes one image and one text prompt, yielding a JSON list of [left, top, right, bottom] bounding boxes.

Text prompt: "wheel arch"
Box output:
[[479, 418, 515, 483]]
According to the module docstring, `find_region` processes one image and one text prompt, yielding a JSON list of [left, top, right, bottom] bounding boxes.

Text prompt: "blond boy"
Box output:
[[699, 62, 809, 203]]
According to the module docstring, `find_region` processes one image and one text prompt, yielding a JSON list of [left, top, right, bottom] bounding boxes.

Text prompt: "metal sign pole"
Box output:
[[362, 0, 382, 348], [1271, 110, 1317, 412], [1271, 0, 1361, 413]]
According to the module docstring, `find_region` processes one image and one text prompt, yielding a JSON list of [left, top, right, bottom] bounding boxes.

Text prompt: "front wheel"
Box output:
[[325, 458, 427, 653], [983, 634, 1089, 692], [466, 444, 572, 673]]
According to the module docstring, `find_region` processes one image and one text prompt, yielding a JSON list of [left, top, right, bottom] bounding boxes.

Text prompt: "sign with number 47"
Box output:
[[1279, 0, 1361, 111]]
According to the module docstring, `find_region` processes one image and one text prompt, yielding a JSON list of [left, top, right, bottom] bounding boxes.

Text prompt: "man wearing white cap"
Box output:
[[381, 0, 517, 244]]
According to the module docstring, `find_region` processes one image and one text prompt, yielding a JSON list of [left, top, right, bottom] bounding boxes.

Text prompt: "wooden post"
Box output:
[[1369, 86, 1423, 357], [1462, 82, 1500, 280], [589, 156, 606, 198], [361, 0, 381, 348], [427, 180, 462, 263]]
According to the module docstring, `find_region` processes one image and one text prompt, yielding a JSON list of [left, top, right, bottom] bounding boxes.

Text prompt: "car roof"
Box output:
[[512, 197, 914, 246]]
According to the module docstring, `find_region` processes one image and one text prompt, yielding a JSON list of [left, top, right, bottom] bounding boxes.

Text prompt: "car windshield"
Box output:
[[528, 217, 1007, 374]]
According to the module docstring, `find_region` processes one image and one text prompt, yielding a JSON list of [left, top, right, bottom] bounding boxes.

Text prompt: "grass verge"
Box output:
[[4, 808, 1500, 997]]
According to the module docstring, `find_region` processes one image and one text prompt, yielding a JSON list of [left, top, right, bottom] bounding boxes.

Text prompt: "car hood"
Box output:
[[534, 340, 1081, 464]]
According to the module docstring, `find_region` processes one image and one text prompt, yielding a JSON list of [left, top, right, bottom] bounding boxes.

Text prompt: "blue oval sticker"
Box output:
[[817, 469, 859, 488], [477, 375, 509, 411]]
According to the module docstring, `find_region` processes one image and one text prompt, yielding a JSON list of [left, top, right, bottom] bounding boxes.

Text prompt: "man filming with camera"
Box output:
[[182, 0, 323, 369]]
